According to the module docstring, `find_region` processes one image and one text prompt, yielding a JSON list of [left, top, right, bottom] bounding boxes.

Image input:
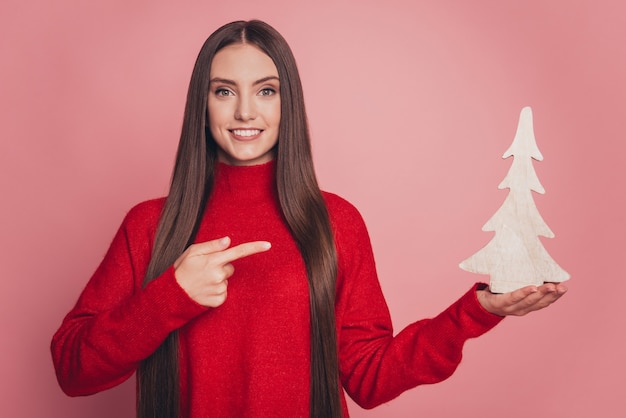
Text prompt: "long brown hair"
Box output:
[[137, 20, 342, 418]]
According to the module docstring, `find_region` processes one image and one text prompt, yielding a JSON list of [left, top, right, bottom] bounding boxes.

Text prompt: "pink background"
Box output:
[[1, 0, 624, 417]]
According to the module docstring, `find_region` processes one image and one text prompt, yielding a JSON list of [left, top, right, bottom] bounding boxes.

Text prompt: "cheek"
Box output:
[[271, 103, 281, 127], [207, 103, 225, 133]]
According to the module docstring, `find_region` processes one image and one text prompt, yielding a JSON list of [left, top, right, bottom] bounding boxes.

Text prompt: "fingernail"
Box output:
[[261, 241, 271, 250], [219, 236, 230, 245]]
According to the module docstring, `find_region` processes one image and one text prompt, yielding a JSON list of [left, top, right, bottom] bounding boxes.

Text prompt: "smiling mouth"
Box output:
[[231, 129, 262, 137]]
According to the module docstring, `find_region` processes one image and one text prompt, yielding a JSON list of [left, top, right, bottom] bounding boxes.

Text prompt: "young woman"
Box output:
[[51, 20, 566, 418]]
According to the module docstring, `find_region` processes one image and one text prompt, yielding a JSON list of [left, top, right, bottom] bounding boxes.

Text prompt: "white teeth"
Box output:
[[232, 129, 261, 137]]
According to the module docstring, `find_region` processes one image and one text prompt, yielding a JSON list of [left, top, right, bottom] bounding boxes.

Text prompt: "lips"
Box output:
[[230, 129, 262, 139]]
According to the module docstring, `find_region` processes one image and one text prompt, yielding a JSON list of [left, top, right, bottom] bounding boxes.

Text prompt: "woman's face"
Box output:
[[207, 43, 281, 166]]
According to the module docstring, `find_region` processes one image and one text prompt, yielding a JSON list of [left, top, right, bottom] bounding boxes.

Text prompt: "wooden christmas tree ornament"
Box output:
[[459, 107, 570, 293]]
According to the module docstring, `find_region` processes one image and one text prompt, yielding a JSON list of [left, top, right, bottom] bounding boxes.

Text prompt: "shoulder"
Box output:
[[322, 191, 363, 222], [95, 198, 166, 265], [321, 191, 370, 242], [121, 197, 166, 233], [321, 192, 377, 289]]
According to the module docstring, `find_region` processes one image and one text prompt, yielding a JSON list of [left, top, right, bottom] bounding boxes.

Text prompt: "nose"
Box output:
[[235, 95, 257, 121]]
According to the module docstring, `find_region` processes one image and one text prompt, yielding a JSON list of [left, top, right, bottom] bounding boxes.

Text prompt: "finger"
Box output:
[[209, 266, 232, 284], [213, 279, 228, 296], [536, 285, 567, 305], [537, 283, 557, 293], [215, 240, 272, 265], [512, 284, 565, 315], [205, 290, 228, 308], [497, 286, 545, 315], [223, 263, 235, 278], [188, 237, 232, 256], [506, 285, 539, 304], [556, 283, 568, 295], [545, 282, 568, 296], [516, 296, 557, 315]]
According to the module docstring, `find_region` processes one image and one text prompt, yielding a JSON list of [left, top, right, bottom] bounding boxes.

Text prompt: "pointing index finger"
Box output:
[[218, 240, 271, 265]]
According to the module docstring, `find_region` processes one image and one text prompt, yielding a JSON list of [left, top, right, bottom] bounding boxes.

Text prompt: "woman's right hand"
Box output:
[[173, 236, 271, 308]]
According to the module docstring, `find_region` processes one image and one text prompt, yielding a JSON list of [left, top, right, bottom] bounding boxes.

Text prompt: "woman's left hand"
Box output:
[[477, 283, 568, 317]]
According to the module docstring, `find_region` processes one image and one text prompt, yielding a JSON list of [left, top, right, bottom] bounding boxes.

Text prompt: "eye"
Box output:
[[259, 88, 276, 96], [215, 88, 234, 97]]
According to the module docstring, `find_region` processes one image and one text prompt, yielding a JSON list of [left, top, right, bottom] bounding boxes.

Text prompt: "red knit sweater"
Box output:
[[51, 161, 503, 417]]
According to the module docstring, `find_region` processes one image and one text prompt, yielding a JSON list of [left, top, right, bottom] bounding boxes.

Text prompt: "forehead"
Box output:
[[210, 43, 278, 80]]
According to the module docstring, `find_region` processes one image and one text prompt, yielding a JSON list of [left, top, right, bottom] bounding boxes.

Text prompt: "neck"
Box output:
[[213, 159, 277, 202]]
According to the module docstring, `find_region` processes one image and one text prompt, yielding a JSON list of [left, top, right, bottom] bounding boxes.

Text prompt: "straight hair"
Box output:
[[137, 20, 342, 418]]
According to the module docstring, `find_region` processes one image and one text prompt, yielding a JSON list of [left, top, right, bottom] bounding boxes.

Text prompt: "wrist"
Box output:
[[476, 286, 505, 317]]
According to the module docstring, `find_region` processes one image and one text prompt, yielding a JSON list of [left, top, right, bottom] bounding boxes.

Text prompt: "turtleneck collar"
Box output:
[[213, 159, 277, 201]]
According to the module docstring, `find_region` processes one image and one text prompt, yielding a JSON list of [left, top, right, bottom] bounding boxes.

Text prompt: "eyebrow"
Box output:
[[209, 76, 280, 86]]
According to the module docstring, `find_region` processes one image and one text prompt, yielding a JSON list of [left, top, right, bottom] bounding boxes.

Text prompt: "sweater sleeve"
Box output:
[[50, 201, 207, 396], [325, 194, 504, 409]]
